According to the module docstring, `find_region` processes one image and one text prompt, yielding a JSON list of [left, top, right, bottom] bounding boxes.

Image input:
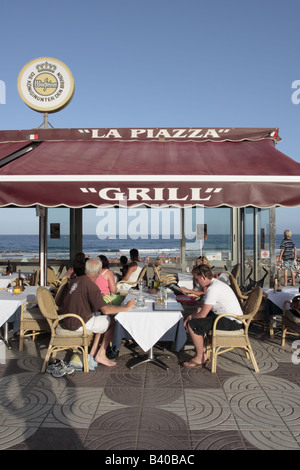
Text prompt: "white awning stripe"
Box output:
[[0, 175, 300, 183]]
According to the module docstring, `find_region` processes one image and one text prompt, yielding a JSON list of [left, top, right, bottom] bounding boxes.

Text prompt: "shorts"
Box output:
[[103, 293, 125, 306], [282, 259, 296, 271], [76, 314, 110, 334], [188, 311, 242, 336]]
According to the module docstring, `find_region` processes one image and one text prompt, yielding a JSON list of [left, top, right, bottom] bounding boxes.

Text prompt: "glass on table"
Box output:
[[156, 288, 165, 307], [136, 293, 145, 308]]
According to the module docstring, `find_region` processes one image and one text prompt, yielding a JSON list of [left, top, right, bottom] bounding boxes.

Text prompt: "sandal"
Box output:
[[183, 359, 208, 368]]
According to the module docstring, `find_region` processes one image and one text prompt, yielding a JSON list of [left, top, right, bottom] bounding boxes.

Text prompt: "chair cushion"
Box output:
[[23, 307, 44, 319], [215, 329, 245, 336], [286, 310, 300, 324], [55, 324, 93, 337]]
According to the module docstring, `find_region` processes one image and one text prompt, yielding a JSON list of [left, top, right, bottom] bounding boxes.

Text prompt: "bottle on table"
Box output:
[[274, 274, 278, 292], [17, 270, 24, 290]]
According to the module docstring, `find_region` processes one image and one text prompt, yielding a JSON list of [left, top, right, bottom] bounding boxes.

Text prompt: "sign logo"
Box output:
[[17, 57, 75, 113]]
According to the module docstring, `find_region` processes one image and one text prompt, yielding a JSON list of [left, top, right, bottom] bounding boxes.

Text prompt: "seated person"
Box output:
[[96, 255, 117, 294], [183, 264, 243, 368], [63, 252, 86, 279], [180, 256, 209, 297], [95, 255, 124, 305], [193, 255, 210, 269], [60, 258, 135, 367], [114, 255, 129, 280], [117, 248, 145, 291]]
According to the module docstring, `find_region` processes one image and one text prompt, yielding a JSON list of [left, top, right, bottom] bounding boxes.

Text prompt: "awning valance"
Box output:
[[0, 127, 299, 208]]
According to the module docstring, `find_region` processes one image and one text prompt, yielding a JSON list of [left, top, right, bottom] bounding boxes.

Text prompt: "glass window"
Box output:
[[243, 207, 270, 285], [47, 208, 70, 260], [185, 207, 232, 263]]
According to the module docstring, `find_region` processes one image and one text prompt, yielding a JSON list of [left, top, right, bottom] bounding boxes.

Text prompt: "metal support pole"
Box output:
[[270, 206, 276, 286], [180, 208, 186, 272], [37, 206, 47, 286]]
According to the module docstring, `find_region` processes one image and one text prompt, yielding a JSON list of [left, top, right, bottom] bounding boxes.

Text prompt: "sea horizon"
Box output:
[[0, 233, 299, 262]]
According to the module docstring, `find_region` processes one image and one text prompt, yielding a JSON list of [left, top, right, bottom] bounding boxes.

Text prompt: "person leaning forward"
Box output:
[[183, 264, 243, 368], [60, 257, 136, 367]]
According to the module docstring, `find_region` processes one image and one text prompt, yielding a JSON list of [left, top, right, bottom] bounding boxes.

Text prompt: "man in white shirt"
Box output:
[[183, 264, 243, 368]]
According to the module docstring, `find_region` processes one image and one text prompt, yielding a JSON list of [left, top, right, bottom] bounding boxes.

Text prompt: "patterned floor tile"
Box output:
[[242, 429, 300, 450], [190, 429, 251, 450], [184, 388, 237, 430], [42, 387, 103, 428], [0, 326, 300, 450], [84, 429, 139, 450], [8, 427, 87, 450], [137, 430, 191, 450], [0, 425, 38, 450]]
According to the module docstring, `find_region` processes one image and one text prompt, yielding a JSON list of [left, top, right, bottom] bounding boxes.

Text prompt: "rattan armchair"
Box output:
[[31, 267, 61, 288], [281, 299, 300, 347], [229, 274, 248, 307], [116, 266, 148, 291], [37, 286, 94, 373], [152, 264, 177, 286], [209, 286, 262, 373], [54, 278, 69, 309], [18, 278, 70, 351], [19, 300, 50, 351], [216, 263, 241, 283], [229, 274, 271, 336]]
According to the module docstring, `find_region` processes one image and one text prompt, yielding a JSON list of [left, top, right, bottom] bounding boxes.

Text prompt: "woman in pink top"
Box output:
[[95, 255, 125, 306], [95, 255, 117, 295]]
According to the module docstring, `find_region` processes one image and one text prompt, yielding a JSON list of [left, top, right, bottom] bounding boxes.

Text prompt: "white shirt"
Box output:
[[203, 278, 243, 321]]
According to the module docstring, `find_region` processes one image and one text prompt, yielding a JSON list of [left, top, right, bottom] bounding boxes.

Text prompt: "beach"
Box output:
[[1, 233, 298, 263]]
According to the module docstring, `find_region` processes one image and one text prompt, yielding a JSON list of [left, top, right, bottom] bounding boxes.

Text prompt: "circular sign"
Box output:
[[17, 57, 75, 113]]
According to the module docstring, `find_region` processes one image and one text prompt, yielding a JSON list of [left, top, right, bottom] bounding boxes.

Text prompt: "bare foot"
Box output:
[[94, 354, 117, 367]]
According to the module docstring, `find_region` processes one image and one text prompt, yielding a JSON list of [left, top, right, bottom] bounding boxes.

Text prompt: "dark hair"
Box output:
[[192, 264, 213, 279], [98, 254, 110, 269], [120, 255, 128, 264], [73, 252, 86, 277], [130, 249, 139, 259]]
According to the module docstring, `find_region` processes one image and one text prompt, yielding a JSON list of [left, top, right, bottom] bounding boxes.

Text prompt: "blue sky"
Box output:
[[0, 0, 300, 235]]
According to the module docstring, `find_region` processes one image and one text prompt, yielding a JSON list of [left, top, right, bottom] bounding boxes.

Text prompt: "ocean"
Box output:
[[0, 233, 299, 261]]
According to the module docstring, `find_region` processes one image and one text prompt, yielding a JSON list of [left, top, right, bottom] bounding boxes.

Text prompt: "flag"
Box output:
[[26, 134, 39, 140]]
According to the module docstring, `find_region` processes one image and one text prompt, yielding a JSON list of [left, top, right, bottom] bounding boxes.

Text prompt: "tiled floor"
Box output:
[[0, 323, 299, 451]]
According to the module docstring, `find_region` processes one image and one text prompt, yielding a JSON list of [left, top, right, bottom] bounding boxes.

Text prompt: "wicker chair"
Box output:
[[18, 278, 70, 351], [229, 273, 271, 335], [31, 267, 61, 288], [37, 286, 93, 373], [209, 286, 262, 373], [281, 300, 300, 347], [230, 263, 241, 281], [229, 274, 248, 307], [116, 266, 148, 291], [54, 278, 69, 309], [19, 300, 50, 351], [216, 263, 240, 283], [152, 264, 177, 286]]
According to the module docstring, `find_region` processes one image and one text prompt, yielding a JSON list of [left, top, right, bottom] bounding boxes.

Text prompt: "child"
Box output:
[[115, 255, 129, 280], [279, 230, 297, 286]]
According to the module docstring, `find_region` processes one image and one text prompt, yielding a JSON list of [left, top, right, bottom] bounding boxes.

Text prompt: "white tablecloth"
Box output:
[[0, 279, 12, 289], [263, 288, 298, 310], [0, 286, 39, 328], [116, 290, 183, 352]]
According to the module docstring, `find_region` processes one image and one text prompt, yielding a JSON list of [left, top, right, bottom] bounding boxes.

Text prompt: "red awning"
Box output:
[[0, 127, 299, 208], [0, 142, 34, 162]]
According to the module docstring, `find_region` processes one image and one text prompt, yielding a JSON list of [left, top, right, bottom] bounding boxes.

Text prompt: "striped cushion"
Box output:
[[55, 324, 93, 337]]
